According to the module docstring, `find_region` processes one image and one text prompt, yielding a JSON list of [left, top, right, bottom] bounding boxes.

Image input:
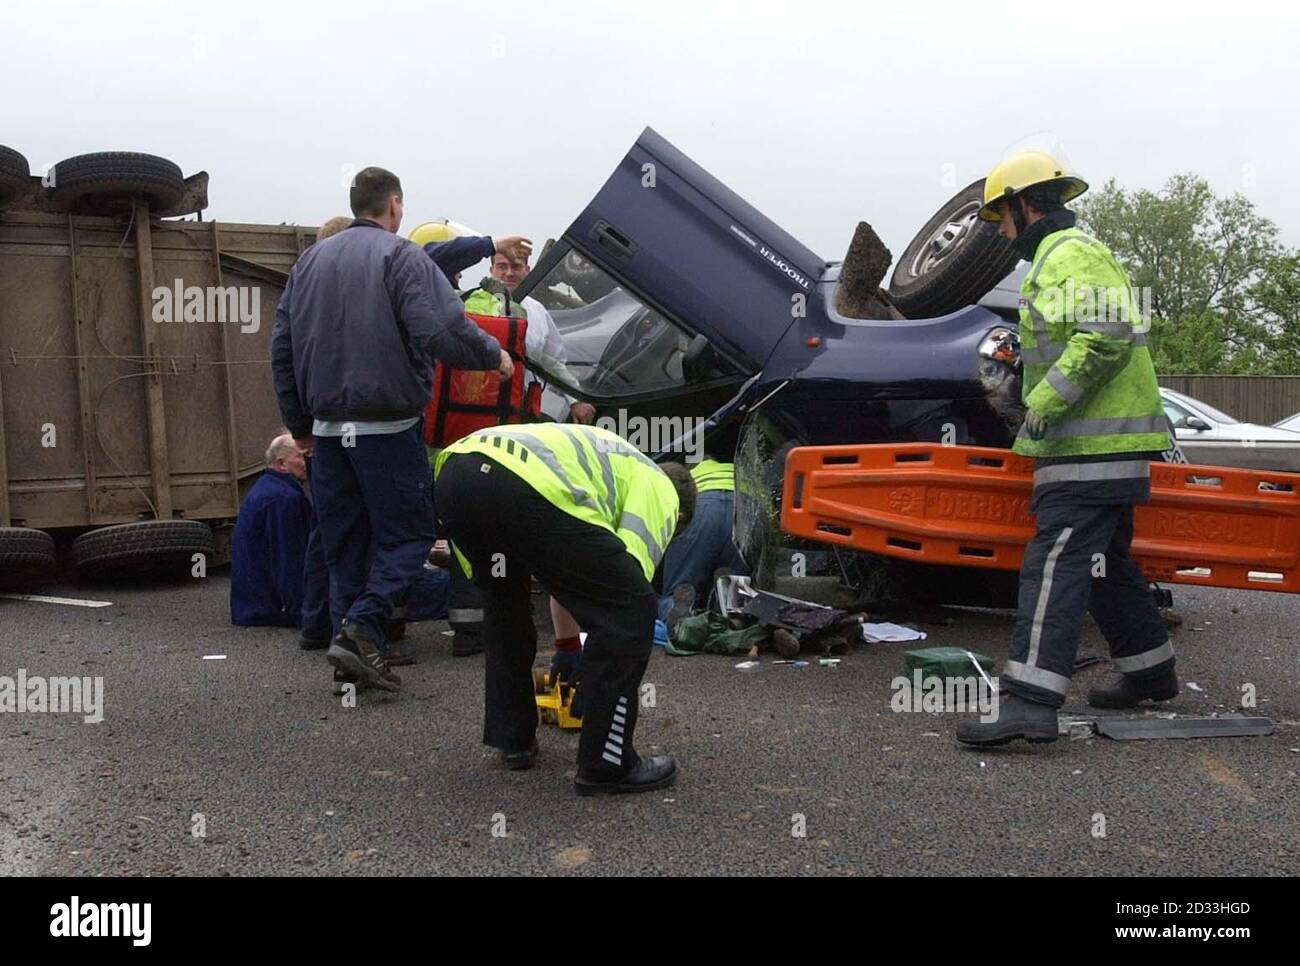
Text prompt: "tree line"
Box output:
[[1076, 175, 1299, 375]]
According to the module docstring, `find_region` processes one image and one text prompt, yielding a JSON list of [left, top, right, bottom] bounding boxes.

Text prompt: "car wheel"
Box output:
[[0, 527, 57, 588], [72, 520, 213, 580], [888, 179, 1020, 319], [47, 152, 185, 216], [0, 144, 30, 207]]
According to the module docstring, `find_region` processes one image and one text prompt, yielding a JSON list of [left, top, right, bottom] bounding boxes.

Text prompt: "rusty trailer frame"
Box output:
[[0, 204, 309, 534]]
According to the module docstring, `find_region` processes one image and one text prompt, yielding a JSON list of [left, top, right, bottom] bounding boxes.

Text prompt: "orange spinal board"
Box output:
[[781, 443, 1300, 594]]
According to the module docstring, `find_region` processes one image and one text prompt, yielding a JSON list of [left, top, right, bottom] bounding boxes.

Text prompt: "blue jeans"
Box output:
[[311, 425, 435, 645], [657, 489, 748, 621]]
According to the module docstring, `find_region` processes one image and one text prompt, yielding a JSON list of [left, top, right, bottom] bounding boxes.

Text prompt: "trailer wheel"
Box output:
[[72, 520, 213, 580], [47, 152, 185, 216], [0, 145, 30, 207], [888, 179, 1020, 319], [0, 527, 57, 587]]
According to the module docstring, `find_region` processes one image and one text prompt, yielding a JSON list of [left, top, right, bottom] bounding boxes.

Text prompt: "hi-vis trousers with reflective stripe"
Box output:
[[1003, 497, 1174, 708]]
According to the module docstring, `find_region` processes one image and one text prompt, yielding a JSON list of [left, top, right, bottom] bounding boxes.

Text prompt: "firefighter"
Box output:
[[433, 423, 695, 795], [956, 151, 1177, 746]]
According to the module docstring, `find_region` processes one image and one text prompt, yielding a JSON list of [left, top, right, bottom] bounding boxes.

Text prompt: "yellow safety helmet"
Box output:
[[408, 219, 463, 246], [978, 151, 1089, 222]]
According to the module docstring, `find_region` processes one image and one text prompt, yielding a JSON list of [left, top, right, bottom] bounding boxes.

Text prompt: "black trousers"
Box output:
[[435, 453, 657, 777], [1003, 498, 1175, 707], [447, 564, 484, 642]]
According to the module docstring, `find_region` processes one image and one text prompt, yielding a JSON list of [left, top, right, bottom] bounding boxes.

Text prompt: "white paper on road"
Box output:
[[861, 622, 927, 643], [0, 592, 113, 608]]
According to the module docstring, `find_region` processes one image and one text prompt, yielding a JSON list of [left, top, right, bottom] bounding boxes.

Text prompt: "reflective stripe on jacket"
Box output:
[[1015, 227, 1169, 459], [436, 423, 680, 581], [690, 458, 734, 493]]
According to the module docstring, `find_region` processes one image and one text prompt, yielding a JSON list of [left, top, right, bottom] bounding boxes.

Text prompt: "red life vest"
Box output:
[[424, 312, 542, 448]]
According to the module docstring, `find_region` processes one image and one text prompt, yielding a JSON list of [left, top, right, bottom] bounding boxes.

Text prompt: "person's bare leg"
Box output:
[[550, 598, 581, 639]]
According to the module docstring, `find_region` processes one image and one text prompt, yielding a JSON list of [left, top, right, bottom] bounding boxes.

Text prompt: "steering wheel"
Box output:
[[586, 309, 685, 394]]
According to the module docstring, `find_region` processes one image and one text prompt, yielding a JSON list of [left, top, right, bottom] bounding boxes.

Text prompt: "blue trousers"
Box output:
[[311, 425, 435, 645], [1003, 498, 1173, 708], [301, 524, 331, 640], [657, 489, 748, 621]]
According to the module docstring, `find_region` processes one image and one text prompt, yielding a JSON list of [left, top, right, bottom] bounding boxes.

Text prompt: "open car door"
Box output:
[[515, 127, 827, 438]]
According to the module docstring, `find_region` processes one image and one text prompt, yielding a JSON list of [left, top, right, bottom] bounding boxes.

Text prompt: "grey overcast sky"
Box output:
[[7, 0, 1299, 264]]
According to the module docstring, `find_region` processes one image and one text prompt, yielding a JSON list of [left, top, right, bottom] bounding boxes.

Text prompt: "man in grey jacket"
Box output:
[[271, 166, 511, 692]]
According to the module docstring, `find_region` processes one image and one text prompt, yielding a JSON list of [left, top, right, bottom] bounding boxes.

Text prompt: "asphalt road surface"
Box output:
[[2, 573, 1297, 876]]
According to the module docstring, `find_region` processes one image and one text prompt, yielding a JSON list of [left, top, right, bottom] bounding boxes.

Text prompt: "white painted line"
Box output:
[[202, 655, 227, 661], [0, 593, 113, 608]]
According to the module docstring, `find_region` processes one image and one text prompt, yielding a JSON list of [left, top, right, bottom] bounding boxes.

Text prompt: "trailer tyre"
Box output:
[[47, 152, 185, 216], [888, 179, 1020, 319], [0, 145, 31, 207], [0, 527, 57, 586], [72, 520, 213, 579]]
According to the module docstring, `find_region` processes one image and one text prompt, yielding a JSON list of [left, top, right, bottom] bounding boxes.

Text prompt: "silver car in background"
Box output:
[[1161, 387, 1300, 472]]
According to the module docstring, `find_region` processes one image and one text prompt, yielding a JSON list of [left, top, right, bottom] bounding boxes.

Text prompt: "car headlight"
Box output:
[[978, 327, 1020, 364]]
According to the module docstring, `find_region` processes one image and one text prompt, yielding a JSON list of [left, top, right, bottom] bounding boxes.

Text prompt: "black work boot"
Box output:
[[575, 756, 678, 796], [1087, 666, 1179, 709], [451, 628, 483, 657], [327, 622, 402, 692], [955, 691, 1058, 746], [501, 739, 539, 771]]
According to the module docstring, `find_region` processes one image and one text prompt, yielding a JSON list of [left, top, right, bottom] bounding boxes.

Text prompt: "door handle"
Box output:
[[590, 221, 637, 261]]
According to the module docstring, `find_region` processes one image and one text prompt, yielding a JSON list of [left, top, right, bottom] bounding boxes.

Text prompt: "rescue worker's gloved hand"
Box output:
[[1022, 408, 1048, 441], [550, 649, 583, 684]]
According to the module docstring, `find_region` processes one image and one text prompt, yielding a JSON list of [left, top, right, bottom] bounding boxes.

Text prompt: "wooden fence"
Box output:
[[1158, 376, 1300, 425]]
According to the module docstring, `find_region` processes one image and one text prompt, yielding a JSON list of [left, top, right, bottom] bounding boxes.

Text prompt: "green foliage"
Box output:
[[1075, 175, 1299, 374]]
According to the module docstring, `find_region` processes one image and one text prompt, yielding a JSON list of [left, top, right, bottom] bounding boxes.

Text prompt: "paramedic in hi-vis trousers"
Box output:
[[434, 423, 695, 794], [957, 151, 1178, 746]]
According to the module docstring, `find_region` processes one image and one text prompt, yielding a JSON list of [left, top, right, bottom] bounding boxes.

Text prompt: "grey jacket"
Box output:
[[271, 220, 501, 437]]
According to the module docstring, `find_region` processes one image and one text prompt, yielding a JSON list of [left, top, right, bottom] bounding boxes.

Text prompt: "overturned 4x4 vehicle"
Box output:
[[516, 127, 1027, 605]]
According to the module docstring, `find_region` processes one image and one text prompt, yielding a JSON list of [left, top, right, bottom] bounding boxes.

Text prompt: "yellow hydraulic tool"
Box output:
[[533, 668, 582, 730]]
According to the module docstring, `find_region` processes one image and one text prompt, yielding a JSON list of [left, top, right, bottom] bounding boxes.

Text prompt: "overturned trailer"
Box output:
[[0, 148, 305, 582]]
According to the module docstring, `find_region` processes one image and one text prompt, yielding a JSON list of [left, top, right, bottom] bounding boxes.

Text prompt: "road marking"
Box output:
[[0, 593, 113, 608], [202, 655, 227, 661]]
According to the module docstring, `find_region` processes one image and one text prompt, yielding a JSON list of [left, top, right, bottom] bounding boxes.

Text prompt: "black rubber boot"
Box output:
[[1087, 666, 1179, 709], [955, 691, 1058, 746]]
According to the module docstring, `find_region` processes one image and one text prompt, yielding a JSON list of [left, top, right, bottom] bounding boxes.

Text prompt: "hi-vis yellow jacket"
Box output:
[[689, 459, 734, 493], [435, 423, 680, 582], [1016, 227, 1169, 459]]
